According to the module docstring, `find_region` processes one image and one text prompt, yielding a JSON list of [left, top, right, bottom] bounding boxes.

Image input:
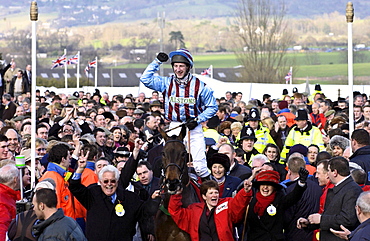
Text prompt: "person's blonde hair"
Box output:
[[261, 117, 275, 131], [230, 122, 242, 131]]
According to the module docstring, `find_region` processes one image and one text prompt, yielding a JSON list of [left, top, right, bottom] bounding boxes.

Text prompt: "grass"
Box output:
[[116, 51, 370, 78]]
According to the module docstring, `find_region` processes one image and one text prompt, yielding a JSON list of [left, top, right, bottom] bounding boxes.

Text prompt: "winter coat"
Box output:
[[349, 218, 370, 241], [0, 183, 19, 241], [229, 161, 252, 181], [168, 188, 252, 241], [32, 208, 87, 241], [245, 182, 307, 241], [69, 178, 160, 241], [221, 175, 241, 198], [319, 176, 362, 241], [39, 162, 82, 220], [349, 145, 370, 185], [283, 179, 322, 241]]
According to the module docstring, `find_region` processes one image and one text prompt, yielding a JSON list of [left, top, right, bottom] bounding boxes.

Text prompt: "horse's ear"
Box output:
[[159, 127, 169, 142], [178, 125, 187, 141]]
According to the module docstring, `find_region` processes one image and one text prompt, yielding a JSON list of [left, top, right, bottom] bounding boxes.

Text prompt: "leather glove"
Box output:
[[156, 52, 169, 62], [185, 118, 198, 130], [298, 167, 309, 183]]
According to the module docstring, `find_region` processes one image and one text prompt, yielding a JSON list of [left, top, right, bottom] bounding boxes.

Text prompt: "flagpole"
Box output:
[[77, 51, 80, 89], [30, 1, 38, 188], [94, 56, 98, 88], [64, 48, 67, 89], [289, 66, 293, 85], [347, 2, 354, 142]]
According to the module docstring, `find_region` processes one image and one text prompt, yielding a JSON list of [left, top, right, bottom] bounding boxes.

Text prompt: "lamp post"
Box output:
[[346, 2, 354, 141], [30, 1, 38, 188]]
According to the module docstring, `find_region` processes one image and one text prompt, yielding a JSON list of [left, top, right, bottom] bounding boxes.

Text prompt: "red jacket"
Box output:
[[169, 188, 252, 241], [0, 183, 20, 241], [310, 113, 326, 131]]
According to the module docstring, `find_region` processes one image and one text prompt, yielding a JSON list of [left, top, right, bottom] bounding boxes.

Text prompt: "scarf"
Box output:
[[174, 73, 191, 87], [254, 190, 276, 217]]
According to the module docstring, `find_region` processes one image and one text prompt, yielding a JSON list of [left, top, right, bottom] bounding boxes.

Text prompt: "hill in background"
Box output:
[[0, 0, 368, 29]]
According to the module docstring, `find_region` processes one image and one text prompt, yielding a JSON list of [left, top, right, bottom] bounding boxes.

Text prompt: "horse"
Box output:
[[155, 125, 200, 241]]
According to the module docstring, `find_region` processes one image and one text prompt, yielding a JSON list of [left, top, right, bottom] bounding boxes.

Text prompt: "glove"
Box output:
[[298, 167, 309, 183], [156, 52, 169, 62], [185, 118, 198, 130]]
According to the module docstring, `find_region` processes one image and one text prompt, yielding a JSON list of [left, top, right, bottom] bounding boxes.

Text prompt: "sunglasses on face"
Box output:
[[103, 179, 117, 184]]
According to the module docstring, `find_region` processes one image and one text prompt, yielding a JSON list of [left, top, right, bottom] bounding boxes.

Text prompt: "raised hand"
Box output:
[[76, 150, 89, 173], [156, 52, 169, 62], [298, 167, 309, 183], [244, 179, 252, 192]]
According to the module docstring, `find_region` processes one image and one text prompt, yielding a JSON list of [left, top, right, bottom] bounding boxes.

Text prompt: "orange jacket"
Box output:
[[81, 163, 98, 186], [39, 162, 84, 220]]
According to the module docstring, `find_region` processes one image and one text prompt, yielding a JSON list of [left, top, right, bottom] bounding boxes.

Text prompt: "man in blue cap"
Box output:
[[140, 49, 217, 180]]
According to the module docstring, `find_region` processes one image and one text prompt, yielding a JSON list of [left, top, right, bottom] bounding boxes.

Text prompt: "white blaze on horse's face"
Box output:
[[202, 188, 219, 209]]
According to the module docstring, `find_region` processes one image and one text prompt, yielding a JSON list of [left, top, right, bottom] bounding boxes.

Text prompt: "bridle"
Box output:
[[161, 139, 188, 194]]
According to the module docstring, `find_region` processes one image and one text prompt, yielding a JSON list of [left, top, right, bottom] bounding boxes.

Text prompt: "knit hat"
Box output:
[[282, 89, 288, 95], [329, 135, 350, 151], [252, 170, 282, 190], [278, 101, 288, 110], [295, 109, 309, 121], [207, 153, 230, 173], [292, 87, 298, 93], [315, 84, 322, 91], [169, 49, 194, 68], [248, 107, 260, 121], [288, 144, 308, 157]]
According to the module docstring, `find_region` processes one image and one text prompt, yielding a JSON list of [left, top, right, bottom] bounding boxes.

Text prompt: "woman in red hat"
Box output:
[[243, 169, 308, 241]]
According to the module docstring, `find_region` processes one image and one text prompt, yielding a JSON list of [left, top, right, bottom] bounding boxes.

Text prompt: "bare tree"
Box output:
[[234, 0, 294, 83]]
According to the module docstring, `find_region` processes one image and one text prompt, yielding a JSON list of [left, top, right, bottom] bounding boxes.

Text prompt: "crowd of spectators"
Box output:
[[1, 55, 370, 240]]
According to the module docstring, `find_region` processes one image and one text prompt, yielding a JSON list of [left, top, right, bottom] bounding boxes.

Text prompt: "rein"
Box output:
[[160, 139, 188, 193]]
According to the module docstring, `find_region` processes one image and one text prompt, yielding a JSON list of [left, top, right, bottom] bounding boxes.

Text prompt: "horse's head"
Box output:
[[160, 125, 189, 194]]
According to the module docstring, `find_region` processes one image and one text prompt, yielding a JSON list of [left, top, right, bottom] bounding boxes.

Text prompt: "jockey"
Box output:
[[140, 49, 218, 180]]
